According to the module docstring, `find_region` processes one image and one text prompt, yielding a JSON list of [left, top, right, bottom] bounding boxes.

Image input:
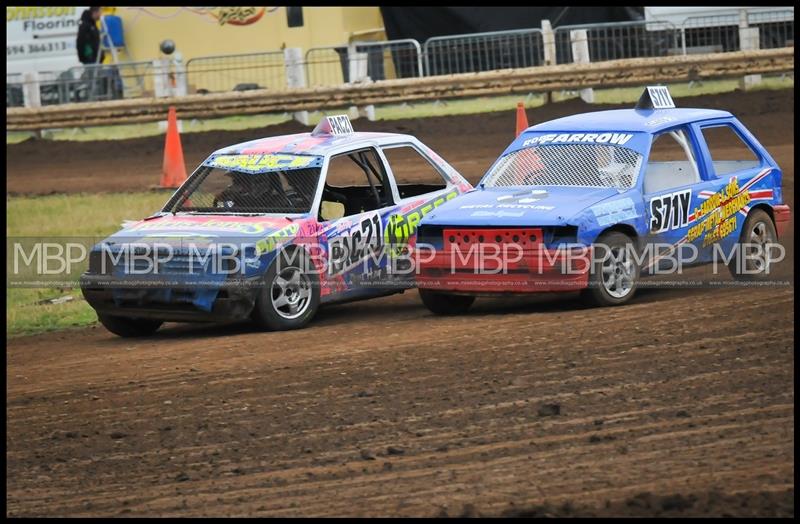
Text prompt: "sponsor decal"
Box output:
[[140, 232, 217, 239], [649, 189, 691, 233], [522, 133, 634, 147], [470, 210, 525, 218], [645, 116, 675, 127], [687, 177, 751, 247], [207, 153, 318, 173], [459, 203, 555, 211], [127, 219, 278, 235], [384, 190, 460, 256], [591, 197, 637, 226], [212, 7, 266, 26], [7, 7, 79, 60], [7, 6, 77, 20], [643, 169, 772, 270], [254, 223, 301, 255], [497, 189, 548, 203]]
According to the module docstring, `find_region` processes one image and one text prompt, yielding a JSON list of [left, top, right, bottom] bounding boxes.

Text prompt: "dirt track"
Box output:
[[6, 89, 795, 516], [6, 89, 795, 193]]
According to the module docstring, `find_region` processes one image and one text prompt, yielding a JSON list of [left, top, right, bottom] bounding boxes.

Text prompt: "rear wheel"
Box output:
[[252, 248, 320, 331], [582, 231, 639, 307], [98, 314, 162, 338], [729, 209, 778, 281], [419, 289, 475, 315]]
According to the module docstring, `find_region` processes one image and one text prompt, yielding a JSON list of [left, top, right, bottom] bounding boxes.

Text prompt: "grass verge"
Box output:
[[7, 191, 169, 337]]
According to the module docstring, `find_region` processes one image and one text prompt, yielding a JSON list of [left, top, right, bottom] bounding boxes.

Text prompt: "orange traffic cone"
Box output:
[[515, 101, 529, 137], [160, 106, 187, 188]]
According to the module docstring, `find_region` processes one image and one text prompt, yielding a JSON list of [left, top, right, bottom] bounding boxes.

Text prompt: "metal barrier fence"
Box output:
[[554, 20, 680, 64], [185, 51, 286, 93], [7, 74, 25, 107], [423, 29, 544, 76], [305, 39, 422, 88], [681, 10, 794, 54], [6, 9, 793, 109], [6, 63, 152, 107], [748, 10, 795, 49]]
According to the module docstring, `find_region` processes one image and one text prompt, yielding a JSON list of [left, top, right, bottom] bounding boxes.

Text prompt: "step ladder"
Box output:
[[97, 14, 146, 98]]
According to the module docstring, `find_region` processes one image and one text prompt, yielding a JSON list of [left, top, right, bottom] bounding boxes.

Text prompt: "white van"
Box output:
[[6, 7, 128, 107], [6, 7, 85, 78]]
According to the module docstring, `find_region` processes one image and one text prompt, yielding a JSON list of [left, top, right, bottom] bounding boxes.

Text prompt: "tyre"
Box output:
[[98, 314, 162, 338], [582, 231, 639, 307], [419, 289, 475, 315], [728, 209, 778, 281], [252, 248, 320, 331]]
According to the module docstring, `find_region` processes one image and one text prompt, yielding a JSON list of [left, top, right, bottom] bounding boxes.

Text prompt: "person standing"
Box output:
[[76, 6, 103, 64]]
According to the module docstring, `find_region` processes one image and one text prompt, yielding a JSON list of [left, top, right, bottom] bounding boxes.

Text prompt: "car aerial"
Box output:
[[414, 86, 791, 314], [80, 115, 472, 337]]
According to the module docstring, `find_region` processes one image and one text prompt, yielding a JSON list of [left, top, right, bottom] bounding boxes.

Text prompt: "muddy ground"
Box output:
[[6, 89, 795, 193], [6, 89, 795, 516]]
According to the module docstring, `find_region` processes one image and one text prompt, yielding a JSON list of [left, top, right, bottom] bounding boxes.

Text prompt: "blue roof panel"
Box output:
[[527, 108, 733, 134]]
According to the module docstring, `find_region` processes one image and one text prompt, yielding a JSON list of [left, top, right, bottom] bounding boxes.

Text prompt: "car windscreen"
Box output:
[[483, 144, 643, 190], [164, 154, 323, 214]]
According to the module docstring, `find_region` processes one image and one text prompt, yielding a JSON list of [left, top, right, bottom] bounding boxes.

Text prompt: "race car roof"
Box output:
[[211, 131, 412, 157], [526, 108, 733, 134]]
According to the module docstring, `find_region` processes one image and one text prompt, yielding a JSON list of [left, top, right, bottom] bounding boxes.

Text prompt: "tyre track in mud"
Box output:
[[6, 88, 794, 516], [6, 89, 794, 193], [6, 285, 794, 516]]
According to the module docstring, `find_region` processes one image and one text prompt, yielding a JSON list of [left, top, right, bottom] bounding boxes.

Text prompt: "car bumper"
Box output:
[[416, 246, 591, 295], [773, 204, 791, 239], [79, 274, 260, 323]]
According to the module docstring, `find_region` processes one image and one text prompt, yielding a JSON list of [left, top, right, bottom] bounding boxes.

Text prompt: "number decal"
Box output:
[[650, 190, 691, 233], [328, 213, 384, 274], [646, 86, 675, 109]]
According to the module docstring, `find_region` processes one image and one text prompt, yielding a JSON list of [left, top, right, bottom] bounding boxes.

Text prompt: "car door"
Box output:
[[689, 118, 773, 258], [377, 142, 469, 285], [641, 125, 724, 270], [316, 146, 398, 301]]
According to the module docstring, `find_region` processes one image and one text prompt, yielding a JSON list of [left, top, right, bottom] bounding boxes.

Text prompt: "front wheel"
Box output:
[[582, 231, 639, 307], [419, 289, 475, 315], [98, 314, 162, 338], [252, 248, 320, 331], [728, 209, 778, 281]]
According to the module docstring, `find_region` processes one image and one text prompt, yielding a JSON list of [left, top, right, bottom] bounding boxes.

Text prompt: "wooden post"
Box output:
[[570, 30, 594, 103], [284, 47, 309, 125], [172, 51, 188, 97], [22, 71, 41, 108], [152, 58, 168, 98], [155, 58, 183, 133], [739, 11, 761, 90], [541, 19, 556, 104]]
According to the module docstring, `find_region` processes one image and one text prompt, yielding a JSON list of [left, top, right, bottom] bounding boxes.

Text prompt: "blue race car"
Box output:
[[415, 86, 790, 314]]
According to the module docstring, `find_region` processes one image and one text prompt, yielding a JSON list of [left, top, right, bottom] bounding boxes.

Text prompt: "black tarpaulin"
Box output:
[[380, 7, 644, 42]]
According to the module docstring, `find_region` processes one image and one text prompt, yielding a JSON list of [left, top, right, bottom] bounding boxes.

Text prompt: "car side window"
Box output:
[[321, 147, 392, 220], [381, 145, 448, 199], [700, 124, 761, 177], [643, 127, 701, 194]]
